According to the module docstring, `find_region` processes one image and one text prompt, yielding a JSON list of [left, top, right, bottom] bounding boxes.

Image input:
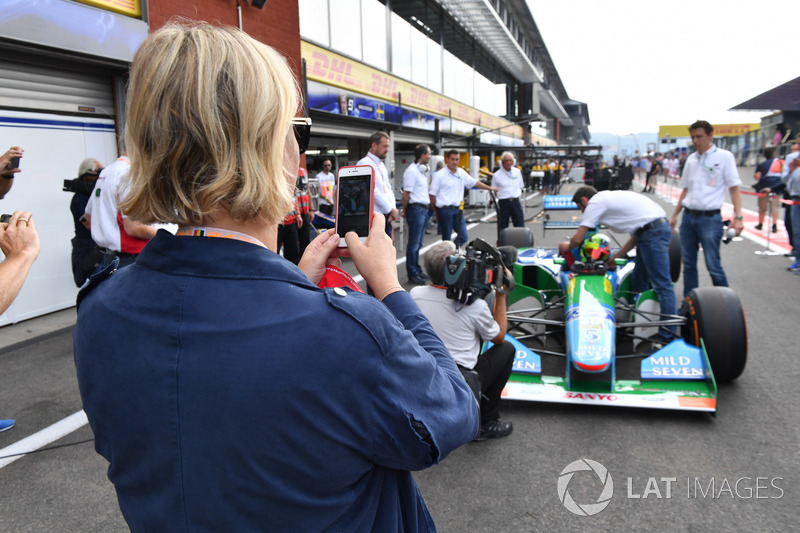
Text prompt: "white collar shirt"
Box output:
[[679, 145, 741, 210], [402, 163, 430, 205], [429, 166, 477, 207], [580, 190, 666, 235], [357, 152, 395, 215], [84, 156, 130, 251], [492, 166, 523, 199], [781, 152, 800, 196]]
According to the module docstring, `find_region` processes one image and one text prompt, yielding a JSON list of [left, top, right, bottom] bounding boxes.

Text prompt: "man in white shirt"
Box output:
[[411, 240, 514, 441], [560, 186, 677, 342], [401, 144, 431, 284], [781, 136, 800, 270], [493, 151, 525, 230], [669, 120, 743, 297], [84, 155, 157, 269], [357, 131, 397, 237], [429, 150, 497, 247], [315, 157, 335, 216]]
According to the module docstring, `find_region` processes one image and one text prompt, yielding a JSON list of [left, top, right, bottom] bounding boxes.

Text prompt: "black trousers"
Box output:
[[277, 223, 301, 265], [473, 341, 515, 425]]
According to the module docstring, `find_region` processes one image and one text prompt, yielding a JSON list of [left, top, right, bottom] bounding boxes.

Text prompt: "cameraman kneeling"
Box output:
[[411, 241, 514, 441]]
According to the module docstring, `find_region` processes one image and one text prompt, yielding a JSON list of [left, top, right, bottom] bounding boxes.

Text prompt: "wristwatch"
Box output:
[[734, 215, 743, 220]]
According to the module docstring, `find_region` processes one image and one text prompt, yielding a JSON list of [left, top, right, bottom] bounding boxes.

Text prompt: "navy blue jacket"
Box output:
[[74, 231, 479, 532]]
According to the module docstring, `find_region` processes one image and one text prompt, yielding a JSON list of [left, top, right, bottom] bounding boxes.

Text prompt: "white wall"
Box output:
[[1, 109, 118, 325]]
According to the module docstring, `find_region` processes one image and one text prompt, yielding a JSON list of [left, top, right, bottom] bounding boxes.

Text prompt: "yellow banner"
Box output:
[[74, 0, 141, 18], [659, 123, 760, 138], [302, 41, 522, 138]]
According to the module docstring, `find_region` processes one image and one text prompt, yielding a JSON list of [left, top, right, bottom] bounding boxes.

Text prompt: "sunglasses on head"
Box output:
[[291, 117, 312, 154]]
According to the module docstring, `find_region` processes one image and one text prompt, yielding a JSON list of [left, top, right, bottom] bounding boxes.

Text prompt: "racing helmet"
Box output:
[[581, 233, 611, 263]]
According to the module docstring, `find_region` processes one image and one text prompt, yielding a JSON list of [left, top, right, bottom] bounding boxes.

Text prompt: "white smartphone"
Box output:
[[335, 165, 375, 247]]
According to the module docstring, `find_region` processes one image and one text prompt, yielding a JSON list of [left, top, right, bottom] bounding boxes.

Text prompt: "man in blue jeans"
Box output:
[[561, 186, 677, 343], [781, 137, 800, 271], [401, 144, 432, 284], [429, 150, 497, 248], [669, 120, 743, 295]]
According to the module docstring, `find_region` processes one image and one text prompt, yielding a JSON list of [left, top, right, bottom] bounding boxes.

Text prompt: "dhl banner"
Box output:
[[302, 41, 522, 138], [659, 124, 760, 138], [73, 0, 141, 18]]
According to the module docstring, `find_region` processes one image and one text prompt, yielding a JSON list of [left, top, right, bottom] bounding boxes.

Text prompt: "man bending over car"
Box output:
[[558, 186, 677, 344]]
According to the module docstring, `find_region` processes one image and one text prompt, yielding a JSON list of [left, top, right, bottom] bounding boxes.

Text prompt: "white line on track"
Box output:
[[0, 410, 88, 469]]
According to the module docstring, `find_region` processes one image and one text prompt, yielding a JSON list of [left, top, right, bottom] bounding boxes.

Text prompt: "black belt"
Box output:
[[407, 202, 429, 208], [438, 205, 460, 209], [634, 217, 668, 238], [498, 197, 520, 202], [100, 248, 138, 258], [684, 208, 720, 216]]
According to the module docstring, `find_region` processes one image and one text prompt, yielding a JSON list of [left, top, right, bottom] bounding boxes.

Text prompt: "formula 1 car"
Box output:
[[495, 227, 748, 416]]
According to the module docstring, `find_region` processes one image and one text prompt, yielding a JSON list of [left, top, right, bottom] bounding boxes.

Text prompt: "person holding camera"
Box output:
[[73, 23, 478, 532], [68, 158, 104, 286], [411, 240, 515, 441], [1, 145, 40, 432], [0, 146, 24, 199]]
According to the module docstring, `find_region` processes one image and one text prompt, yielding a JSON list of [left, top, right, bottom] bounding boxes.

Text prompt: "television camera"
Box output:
[[443, 238, 517, 305]]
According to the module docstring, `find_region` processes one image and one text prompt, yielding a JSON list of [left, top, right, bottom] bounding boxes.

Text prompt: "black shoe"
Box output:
[[772, 224, 778, 233], [419, 272, 430, 280], [473, 419, 513, 441], [408, 275, 426, 285], [755, 223, 763, 230]]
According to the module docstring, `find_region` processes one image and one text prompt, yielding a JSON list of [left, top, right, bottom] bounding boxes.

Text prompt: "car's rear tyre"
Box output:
[[500, 227, 534, 248], [669, 232, 682, 283], [682, 287, 747, 382]]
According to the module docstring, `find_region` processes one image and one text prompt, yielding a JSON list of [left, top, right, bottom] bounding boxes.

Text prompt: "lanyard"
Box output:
[[176, 226, 267, 249], [447, 168, 462, 181], [698, 147, 718, 173]]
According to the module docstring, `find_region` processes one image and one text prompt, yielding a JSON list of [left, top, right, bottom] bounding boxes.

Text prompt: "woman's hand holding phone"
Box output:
[[299, 214, 400, 297], [346, 213, 401, 296], [297, 228, 342, 285]]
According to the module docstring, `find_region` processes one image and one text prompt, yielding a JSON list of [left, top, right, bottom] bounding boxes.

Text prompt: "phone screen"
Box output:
[[335, 167, 373, 243]]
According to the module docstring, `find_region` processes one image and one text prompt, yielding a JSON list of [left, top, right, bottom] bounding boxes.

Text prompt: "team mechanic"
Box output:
[[560, 186, 677, 343]]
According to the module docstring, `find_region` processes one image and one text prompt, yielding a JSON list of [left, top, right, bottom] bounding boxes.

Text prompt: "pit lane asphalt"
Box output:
[[1, 170, 797, 532]]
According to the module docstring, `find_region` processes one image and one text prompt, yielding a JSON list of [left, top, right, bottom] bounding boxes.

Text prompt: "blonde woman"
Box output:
[[72, 22, 477, 532]]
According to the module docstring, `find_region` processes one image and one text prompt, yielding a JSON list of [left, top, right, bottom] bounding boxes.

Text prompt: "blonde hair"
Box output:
[[121, 22, 300, 226]]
